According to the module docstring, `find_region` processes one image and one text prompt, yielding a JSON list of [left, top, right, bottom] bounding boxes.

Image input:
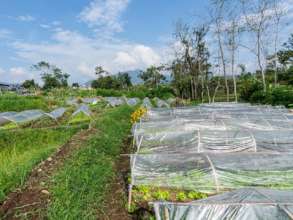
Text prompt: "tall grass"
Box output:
[[0, 94, 49, 112], [0, 127, 81, 201], [47, 105, 133, 219]]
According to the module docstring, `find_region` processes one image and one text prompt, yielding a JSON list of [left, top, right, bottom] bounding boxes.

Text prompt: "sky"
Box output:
[[0, 0, 292, 84], [0, 0, 209, 84]]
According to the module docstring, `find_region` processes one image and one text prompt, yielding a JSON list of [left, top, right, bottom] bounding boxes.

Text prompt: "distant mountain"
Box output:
[[126, 69, 143, 85], [125, 69, 172, 85]]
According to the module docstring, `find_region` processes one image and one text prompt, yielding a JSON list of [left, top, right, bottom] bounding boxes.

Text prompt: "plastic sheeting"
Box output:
[[135, 130, 293, 154], [3, 110, 45, 124], [45, 107, 66, 120], [72, 104, 91, 117], [131, 153, 293, 193], [153, 188, 293, 220], [126, 98, 140, 106], [105, 97, 125, 107], [154, 97, 170, 108], [142, 97, 153, 108], [131, 104, 293, 192], [82, 97, 99, 105], [0, 112, 16, 125]]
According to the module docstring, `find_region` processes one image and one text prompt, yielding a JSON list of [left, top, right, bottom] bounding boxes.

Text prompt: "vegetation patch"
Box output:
[[47, 105, 133, 219], [0, 127, 81, 202], [0, 94, 53, 112]]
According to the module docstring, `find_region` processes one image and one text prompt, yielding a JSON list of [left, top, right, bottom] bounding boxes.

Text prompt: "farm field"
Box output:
[[0, 93, 137, 219], [2, 93, 293, 219], [129, 103, 293, 219]]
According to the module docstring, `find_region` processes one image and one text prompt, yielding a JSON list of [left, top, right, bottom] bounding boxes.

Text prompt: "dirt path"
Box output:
[[0, 128, 96, 220], [96, 138, 133, 220]]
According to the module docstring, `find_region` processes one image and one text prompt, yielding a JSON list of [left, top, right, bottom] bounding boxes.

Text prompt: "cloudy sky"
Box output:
[[0, 0, 292, 84], [0, 0, 209, 84]]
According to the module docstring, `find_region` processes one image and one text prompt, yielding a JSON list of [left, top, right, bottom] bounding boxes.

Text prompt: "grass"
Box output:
[[0, 94, 50, 112], [47, 105, 134, 219], [0, 126, 82, 202]]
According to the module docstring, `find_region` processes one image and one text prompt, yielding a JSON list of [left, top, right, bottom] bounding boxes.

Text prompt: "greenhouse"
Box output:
[[130, 103, 293, 219], [153, 188, 293, 220]]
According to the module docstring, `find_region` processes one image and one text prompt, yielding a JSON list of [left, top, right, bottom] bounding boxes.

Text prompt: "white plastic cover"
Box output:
[[72, 104, 91, 117], [3, 110, 44, 124], [126, 98, 140, 106], [105, 97, 125, 107], [0, 112, 16, 125], [45, 107, 66, 120], [131, 153, 293, 193], [154, 97, 170, 108], [153, 188, 293, 220], [142, 97, 153, 108]]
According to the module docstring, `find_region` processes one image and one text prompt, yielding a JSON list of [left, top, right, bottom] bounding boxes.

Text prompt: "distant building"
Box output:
[[0, 82, 24, 92], [0, 82, 10, 91]]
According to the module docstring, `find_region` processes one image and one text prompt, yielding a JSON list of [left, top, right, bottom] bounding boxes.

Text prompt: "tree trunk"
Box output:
[[257, 30, 266, 92], [216, 23, 229, 101]]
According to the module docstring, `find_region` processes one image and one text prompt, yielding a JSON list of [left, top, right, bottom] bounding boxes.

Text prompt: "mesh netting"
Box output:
[[153, 188, 293, 220]]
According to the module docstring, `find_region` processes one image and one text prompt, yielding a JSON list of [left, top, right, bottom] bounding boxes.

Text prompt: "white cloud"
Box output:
[[16, 15, 35, 22], [0, 66, 35, 83], [12, 29, 163, 83], [79, 0, 130, 32], [0, 29, 11, 39], [9, 67, 26, 76], [40, 24, 51, 29]]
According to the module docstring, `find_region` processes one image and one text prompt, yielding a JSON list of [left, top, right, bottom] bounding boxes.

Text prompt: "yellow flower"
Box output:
[[131, 107, 147, 124]]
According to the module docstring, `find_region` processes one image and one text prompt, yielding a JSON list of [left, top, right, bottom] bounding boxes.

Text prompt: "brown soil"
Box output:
[[96, 137, 133, 220], [0, 128, 96, 220]]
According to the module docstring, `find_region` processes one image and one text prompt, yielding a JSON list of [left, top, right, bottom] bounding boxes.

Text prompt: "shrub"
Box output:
[[239, 79, 263, 102]]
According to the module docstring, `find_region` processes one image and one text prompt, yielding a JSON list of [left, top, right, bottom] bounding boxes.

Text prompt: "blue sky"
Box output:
[[0, 0, 292, 84], [0, 0, 211, 84]]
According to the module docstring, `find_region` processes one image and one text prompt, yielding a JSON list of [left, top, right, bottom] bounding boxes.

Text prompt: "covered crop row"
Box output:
[[130, 103, 293, 219]]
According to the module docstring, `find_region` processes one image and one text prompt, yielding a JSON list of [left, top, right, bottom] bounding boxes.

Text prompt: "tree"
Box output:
[[95, 66, 108, 76], [139, 66, 166, 88], [117, 72, 132, 89], [172, 21, 210, 101], [91, 75, 120, 89], [211, 0, 230, 101], [240, 0, 275, 92], [22, 79, 38, 89], [32, 61, 70, 90], [278, 34, 293, 67], [72, 82, 79, 88]]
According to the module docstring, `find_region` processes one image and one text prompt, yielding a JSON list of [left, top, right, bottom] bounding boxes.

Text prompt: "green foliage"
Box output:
[[176, 192, 187, 201], [0, 94, 49, 112], [47, 105, 134, 219], [0, 127, 80, 201], [68, 112, 91, 124], [153, 190, 170, 201], [92, 72, 132, 90], [33, 61, 70, 90], [239, 77, 263, 102], [22, 79, 39, 89], [139, 66, 166, 88], [187, 191, 207, 200], [95, 85, 174, 100]]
